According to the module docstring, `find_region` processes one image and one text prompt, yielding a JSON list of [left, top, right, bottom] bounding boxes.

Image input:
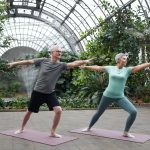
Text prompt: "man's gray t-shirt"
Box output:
[[33, 58, 67, 94]]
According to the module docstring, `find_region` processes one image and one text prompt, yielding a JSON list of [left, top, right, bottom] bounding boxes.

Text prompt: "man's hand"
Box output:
[[66, 58, 96, 69], [7, 60, 34, 68], [7, 63, 14, 68], [79, 66, 85, 69]]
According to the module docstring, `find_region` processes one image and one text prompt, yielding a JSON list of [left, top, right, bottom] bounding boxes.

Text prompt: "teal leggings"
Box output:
[[89, 96, 137, 132]]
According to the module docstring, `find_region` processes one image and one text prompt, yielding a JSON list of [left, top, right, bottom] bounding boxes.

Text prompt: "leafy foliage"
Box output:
[[0, 59, 21, 97], [73, 1, 150, 104], [0, 1, 13, 47], [0, 0, 150, 110]]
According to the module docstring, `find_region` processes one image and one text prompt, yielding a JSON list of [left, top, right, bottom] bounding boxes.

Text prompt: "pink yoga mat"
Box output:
[[0, 129, 78, 146], [70, 128, 150, 143]]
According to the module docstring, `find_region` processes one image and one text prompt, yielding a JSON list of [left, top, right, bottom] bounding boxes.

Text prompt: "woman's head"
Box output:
[[115, 52, 128, 65]]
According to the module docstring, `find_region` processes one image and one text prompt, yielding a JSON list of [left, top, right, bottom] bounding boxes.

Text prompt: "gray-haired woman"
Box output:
[[80, 53, 150, 138]]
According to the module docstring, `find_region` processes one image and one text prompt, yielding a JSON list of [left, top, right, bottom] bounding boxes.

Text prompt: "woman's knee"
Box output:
[[130, 109, 137, 117]]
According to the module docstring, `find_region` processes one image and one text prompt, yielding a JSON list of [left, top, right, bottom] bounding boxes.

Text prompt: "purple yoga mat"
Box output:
[[70, 128, 150, 143], [0, 129, 78, 146]]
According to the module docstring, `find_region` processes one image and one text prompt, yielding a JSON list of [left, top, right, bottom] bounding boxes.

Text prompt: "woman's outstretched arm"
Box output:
[[132, 62, 150, 73], [79, 65, 105, 72]]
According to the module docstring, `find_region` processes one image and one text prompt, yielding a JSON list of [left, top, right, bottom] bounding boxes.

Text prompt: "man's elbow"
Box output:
[[67, 65, 75, 70]]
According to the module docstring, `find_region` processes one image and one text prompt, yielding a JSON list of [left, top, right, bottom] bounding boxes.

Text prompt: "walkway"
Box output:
[[0, 107, 150, 150]]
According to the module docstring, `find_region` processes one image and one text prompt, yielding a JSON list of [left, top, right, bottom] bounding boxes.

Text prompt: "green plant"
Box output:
[[5, 96, 28, 109], [0, 59, 21, 97], [143, 97, 150, 103], [72, 0, 150, 106], [0, 98, 4, 108], [0, 1, 13, 48], [59, 96, 96, 109]]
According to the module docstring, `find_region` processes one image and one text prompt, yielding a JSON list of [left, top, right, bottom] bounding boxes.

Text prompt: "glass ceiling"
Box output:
[[0, 0, 150, 57]]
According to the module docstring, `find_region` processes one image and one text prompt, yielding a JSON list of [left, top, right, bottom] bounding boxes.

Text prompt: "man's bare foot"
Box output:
[[50, 133, 62, 138], [14, 129, 24, 134], [123, 132, 135, 138], [82, 127, 91, 132]]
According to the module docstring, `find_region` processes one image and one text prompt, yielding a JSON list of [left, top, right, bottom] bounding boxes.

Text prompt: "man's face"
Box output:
[[51, 47, 62, 59]]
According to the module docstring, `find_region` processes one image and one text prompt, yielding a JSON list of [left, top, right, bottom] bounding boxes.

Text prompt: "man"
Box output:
[[8, 45, 93, 138]]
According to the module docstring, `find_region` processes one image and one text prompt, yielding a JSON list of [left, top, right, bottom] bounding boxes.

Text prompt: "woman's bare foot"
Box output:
[[123, 132, 135, 138], [50, 133, 62, 138], [14, 129, 24, 134], [82, 127, 91, 132]]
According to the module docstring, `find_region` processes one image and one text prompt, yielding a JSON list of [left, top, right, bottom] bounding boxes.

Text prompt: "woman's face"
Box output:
[[118, 55, 128, 66]]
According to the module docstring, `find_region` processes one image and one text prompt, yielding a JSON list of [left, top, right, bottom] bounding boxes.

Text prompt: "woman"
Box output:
[[80, 53, 150, 138]]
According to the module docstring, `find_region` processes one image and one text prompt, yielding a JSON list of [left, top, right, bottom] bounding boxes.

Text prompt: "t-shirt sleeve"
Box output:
[[104, 66, 112, 73], [33, 58, 46, 66], [127, 67, 133, 75], [61, 62, 67, 70]]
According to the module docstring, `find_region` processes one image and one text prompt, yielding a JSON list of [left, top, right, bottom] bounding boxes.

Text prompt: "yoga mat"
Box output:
[[70, 128, 150, 143], [0, 129, 78, 146]]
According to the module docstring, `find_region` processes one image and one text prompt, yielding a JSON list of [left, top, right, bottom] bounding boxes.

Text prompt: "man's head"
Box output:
[[49, 45, 62, 59]]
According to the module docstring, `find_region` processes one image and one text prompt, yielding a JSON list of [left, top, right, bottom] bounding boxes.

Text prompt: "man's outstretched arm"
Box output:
[[8, 60, 35, 68], [66, 58, 95, 69]]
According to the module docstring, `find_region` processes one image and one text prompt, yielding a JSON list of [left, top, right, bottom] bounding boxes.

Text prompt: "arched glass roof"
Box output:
[[0, 0, 150, 57]]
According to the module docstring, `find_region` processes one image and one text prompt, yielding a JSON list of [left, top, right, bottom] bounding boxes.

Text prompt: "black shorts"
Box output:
[[28, 90, 60, 113]]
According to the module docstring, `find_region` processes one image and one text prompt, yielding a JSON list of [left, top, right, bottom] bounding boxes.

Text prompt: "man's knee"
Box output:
[[53, 106, 62, 114]]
